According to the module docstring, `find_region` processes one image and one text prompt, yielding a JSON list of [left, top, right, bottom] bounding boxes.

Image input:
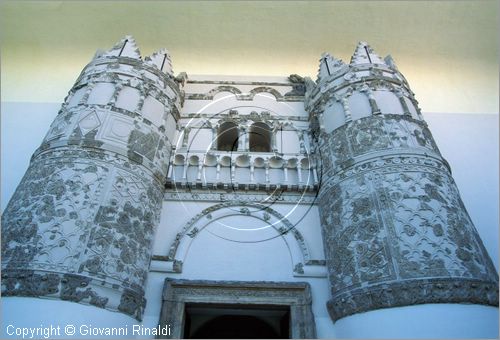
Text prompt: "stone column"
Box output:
[[306, 42, 498, 322], [1, 36, 181, 321]]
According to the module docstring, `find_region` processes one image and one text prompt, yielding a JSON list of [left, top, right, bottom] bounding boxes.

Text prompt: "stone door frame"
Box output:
[[158, 279, 316, 339]]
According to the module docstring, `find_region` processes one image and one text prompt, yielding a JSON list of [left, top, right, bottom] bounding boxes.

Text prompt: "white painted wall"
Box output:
[[1, 297, 138, 339], [144, 219, 336, 338], [333, 303, 498, 338]]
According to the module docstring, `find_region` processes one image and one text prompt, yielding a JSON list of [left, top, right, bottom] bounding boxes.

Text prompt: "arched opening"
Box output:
[[249, 122, 271, 152], [217, 122, 239, 151]]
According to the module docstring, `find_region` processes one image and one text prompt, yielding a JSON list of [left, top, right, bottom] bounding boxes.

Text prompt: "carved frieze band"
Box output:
[[40, 104, 173, 181], [1, 269, 145, 321], [164, 191, 318, 204], [327, 278, 498, 321], [184, 85, 304, 102], [318, 154, 450, 199], [72, 57, 181, 106], [306, 63, 417, 114]]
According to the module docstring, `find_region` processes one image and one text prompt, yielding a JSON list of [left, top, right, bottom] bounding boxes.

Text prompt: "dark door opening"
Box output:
[[183, 303, 290, 339]]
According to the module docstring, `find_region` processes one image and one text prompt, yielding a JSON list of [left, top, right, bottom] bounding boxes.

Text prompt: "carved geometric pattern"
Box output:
[[316, 114, 499, 321], [318, 114, 442, 177], [1, 147, 164, 321], [84, 168, 163, 288], [78, 110, 101, 135], [44, 108, 78, 142], [1, 156, 106, 272], [380, 171, 492, 279]]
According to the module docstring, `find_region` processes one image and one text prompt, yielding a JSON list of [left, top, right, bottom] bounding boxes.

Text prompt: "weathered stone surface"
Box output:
[[317, 114, 443, 177], [1, 270, 110, 311]]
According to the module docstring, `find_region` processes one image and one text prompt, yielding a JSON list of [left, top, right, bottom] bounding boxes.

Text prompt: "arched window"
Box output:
[[217, 122, 239, 151], [249, 122, 271, 152]]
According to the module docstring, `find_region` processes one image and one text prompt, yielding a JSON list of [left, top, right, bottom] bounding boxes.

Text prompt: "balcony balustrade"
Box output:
[[166, 150, 318, 192]]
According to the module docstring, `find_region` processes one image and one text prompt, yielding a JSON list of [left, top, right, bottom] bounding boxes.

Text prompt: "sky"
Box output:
[[1, 0, 499, 113]]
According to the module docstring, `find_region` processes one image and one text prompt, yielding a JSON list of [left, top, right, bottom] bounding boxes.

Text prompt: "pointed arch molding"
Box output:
[[150, 202, 327, 277]]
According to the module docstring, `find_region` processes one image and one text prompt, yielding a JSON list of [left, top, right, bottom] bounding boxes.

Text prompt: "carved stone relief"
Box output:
[[3, 38, 498, 329], [164, 191, 317, 204], [316, 114, 443, 177], [1, 148, 164, 320], [315, 113, 499, 321]]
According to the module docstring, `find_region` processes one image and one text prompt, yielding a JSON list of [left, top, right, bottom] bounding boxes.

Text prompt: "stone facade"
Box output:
[[1, 37, 498, 332]]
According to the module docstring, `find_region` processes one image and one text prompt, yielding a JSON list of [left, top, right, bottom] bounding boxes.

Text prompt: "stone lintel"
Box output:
[[159, 279, 316, 339]]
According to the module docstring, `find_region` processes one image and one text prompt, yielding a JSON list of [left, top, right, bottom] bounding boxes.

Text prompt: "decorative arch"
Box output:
[[207, 85, 242, 99], [164, 202, 315, 276], [248, 87, 283, 100]]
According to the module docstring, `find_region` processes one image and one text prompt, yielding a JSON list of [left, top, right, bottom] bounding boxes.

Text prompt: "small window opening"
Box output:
[[217, 122, 239, 151], [249, 122, 271, 152]]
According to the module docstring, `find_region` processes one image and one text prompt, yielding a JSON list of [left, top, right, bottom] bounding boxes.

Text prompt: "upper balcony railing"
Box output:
[[166, 149, 318, 192]]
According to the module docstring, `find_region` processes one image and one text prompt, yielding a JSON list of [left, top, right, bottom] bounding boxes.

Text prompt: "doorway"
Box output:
[[184, 303, 290, 338], [158, 279, 316, 339]]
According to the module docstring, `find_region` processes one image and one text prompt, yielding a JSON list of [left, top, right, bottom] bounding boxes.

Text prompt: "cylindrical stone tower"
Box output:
[[305, 42, 498, 331], [1, 36, 181, 323]]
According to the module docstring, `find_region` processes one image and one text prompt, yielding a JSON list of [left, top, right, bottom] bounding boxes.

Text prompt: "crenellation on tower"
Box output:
[[307, 43, 424, 136], [145, 48, 174, 75], [102, 35, 142, 59], [317, 53, 347, 82]]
